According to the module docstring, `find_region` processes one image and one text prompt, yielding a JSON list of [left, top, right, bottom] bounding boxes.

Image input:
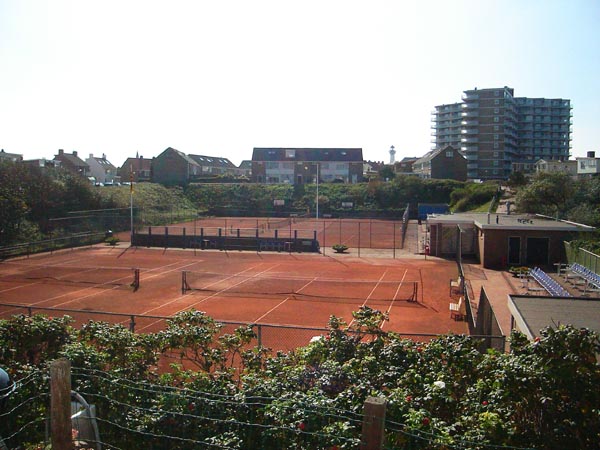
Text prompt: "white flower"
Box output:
[[310, 335, 323, 343], [433, 380, 446, 389]]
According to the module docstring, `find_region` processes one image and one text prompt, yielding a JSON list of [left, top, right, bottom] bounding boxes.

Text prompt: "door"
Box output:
[[527, 237, 549, 266], [508, 237, 521, 265]]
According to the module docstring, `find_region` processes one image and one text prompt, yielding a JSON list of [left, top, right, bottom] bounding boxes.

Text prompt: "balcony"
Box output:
[[462, 93, 479, 101], [461, 111, 479, 118], [461, 137, 479, 144]]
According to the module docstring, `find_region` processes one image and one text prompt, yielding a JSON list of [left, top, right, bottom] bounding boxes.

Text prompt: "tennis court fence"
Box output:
[[0, 232, 107, 260], [0, 303, 506, 352]]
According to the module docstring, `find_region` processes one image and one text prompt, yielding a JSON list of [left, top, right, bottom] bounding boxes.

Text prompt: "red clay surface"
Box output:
[[138, 216, 404, 249], [0, 242, 467, 351]]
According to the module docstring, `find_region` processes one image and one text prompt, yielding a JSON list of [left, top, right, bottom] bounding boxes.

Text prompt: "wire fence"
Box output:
[[0, 363, 537, 450], [0, 232, 107, 260]]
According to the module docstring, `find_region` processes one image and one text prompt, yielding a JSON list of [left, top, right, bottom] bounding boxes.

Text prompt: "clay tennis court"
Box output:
[[0, 242, 467, 351], [141, 216, 406, 249]]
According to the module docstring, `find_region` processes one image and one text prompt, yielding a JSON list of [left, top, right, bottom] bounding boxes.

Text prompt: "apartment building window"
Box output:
[[285, 149, 295, 158], [494, 99, 500, 105], [494, 90, 500, 96], [494, 134, 499, 140], [494, 117, 499, 122], [494, 142, 499, 149], [494, 108, 499, 114], [494, 125, 499, 131], [493, 152, 499, 157]]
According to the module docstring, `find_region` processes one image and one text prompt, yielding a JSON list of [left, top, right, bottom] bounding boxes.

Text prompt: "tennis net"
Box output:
[[0, 263, 140, 291], [181, 270, 417, 304]]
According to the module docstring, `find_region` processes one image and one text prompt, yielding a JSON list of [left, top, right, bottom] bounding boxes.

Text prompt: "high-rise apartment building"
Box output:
[[432, 87, 572, 180]]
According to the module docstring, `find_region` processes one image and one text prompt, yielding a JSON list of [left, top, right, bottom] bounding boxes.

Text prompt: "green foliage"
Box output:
[[332, 244, 348, 253], [1, 310, 599, 449], [450, 182, 499, 212], [516, 172, 574, 216]]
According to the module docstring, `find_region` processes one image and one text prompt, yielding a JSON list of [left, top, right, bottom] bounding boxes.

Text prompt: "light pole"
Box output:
[[316, 162, 319, 220]]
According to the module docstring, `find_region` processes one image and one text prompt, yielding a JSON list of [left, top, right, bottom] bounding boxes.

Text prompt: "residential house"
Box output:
[[151, 147, 202, 185], [119, 155, 152, 183], [86, 153, 120, 184], [576, 151, 600, 177], [394, 157, 418, 175], [251, 148, 364, 184], [188, 154, 237, 176], [534, 159, 577, 176], [0, 149, 23, 162], [412, 145, 467, 181], [24, 158, 61, 169], [237, 160, 252, 178], [53, 149, 90, 178]]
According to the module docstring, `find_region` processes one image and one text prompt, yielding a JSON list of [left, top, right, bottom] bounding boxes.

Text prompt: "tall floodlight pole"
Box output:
[[316, 162, 319, 220], [130, 165, 134, 243]]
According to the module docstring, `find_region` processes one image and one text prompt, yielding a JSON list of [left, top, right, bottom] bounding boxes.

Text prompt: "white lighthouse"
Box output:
[[389, 145, 396, 164]]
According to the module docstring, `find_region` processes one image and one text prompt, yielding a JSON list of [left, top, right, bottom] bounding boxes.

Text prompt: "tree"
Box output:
[[378, 165, 396, 181], [515, 172, 574, 217]]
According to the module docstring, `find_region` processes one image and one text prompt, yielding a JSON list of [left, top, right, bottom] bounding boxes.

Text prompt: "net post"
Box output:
[[129, 315, 136, 332], [132, 268, 140, 291], [358, 221, 361, 258], [182, 271, 187, 294]]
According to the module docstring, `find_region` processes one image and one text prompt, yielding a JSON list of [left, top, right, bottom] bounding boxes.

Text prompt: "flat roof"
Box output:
[[427, 213, 594, 232], [508, 295, 600, 339]]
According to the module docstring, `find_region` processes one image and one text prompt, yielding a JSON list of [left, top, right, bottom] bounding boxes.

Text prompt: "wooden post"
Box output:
[[50, 358, 73, 450], [361, 397, 386, 450]]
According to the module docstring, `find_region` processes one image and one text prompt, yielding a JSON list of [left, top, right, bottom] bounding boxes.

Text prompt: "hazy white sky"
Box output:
[[1, 0, 599, 167]]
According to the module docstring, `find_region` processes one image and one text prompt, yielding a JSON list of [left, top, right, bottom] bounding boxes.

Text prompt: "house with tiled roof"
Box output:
[[237, 160, 252, 177], [0, 149, 23, 162], [188, 154, 237, 176], [152, 147, 202, 185], [86, 153, 120, 184], [118, 155, 152, 182], [412, 145, 467, 181], [394, 157, 418, 175], [53, 149, 90, 177], [251, 148, 363, 184]]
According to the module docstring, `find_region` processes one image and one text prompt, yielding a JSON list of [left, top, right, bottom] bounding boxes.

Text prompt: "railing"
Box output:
[[564, 241, 600, 275], [0, 232, 107, 260]]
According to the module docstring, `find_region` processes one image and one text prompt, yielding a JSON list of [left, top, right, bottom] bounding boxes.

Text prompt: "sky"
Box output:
[[1, 0, 599, 168]]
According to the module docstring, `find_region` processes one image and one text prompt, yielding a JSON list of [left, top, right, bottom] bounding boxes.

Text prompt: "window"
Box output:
[[494, 90, 500, 96], [494, 142, 499, 149], [494, 108, 499, 113], [446, 151, 453, 157], [493, 151, 499, 157], [494, 125, 499, 131], [285, 149, 295, 158], [494, 134, 499, 140], [494, 117, 499, 122], [494, 99, 500, 105]]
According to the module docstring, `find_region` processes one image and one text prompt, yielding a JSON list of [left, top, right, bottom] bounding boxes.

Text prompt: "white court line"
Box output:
[[0, 260, 196, 316], [347, 269, 389, 328], [135, 263, 281, 332], [52, 260, 201, 308], [253, 277, 317, 323], [380, 269, 409, 330]]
